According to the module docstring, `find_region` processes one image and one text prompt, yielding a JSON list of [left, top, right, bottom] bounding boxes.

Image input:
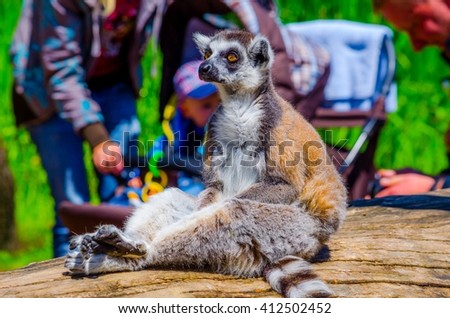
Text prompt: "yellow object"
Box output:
[[127, 191, 140, 200], [144, 170, 168, 187], [100, 0, 116, 16], [141, 170, 169, 201], [142, 97, 178, 201], [141, 182, 165, 202], [161, 96, 177, 144]]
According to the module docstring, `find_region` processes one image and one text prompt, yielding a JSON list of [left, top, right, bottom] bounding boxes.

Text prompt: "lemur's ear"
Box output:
[[248, 35, 274, 68], [193, 32, 211, 54]]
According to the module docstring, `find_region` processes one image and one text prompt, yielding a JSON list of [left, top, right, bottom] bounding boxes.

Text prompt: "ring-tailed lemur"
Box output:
[[65, 30, 347, 298]]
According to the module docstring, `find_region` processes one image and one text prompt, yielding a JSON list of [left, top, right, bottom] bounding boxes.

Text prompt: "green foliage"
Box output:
[[0, 1, 54, 269], [137, 39, 164, 144], [0, 0, 449, 270]]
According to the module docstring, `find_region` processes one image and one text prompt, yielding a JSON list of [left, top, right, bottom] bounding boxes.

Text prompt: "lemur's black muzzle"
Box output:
[[198, 61, 217, 82], [199, 62, 212, 76], [199, 62, 212, 79]]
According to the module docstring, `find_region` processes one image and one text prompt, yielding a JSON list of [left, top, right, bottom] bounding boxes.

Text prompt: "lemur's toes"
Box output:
[[79, 234, 111, 255], [69, 239, 80, 251], [65, 249, 85, 273], [94, 225, 122, 244], [80, 235, 97, 257]]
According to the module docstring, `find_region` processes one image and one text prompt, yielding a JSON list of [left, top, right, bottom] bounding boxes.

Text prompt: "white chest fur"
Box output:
[[212, 98, 266, 198]]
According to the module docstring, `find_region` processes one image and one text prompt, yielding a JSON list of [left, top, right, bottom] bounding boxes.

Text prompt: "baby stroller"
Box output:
[[60, 0, 396, 234]]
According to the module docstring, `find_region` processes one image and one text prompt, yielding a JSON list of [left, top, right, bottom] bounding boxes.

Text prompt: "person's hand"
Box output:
[[92, 141, 124, 175], [374, 169, 436, 198], [128, 177, 143, 188], [412, 1, 450, 49]]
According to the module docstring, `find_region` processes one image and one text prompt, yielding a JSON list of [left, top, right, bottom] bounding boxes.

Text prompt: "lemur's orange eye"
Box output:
[[227, 52, 239, 63], [204, 51, 211, 60]]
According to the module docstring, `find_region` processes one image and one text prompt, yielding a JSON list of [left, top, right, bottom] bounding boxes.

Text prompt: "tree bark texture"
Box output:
[[0, 190, 449, 297]]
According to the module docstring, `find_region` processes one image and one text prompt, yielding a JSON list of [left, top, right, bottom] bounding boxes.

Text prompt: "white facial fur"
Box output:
[[193, 32, 274, 93]]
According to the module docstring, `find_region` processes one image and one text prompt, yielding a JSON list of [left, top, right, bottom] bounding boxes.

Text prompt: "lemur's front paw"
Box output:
[[80, 235, 99, 256]]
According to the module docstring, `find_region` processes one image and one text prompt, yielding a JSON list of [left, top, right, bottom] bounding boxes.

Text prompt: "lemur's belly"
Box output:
[[212, 100, 266, 198], [216, 146, 265, 198]]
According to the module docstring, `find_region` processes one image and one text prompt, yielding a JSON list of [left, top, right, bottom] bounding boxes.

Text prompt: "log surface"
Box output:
[[1, 190, 449, 298]]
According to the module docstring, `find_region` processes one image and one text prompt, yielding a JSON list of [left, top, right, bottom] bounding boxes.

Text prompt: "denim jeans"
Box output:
[[28, 82, 140, 257]]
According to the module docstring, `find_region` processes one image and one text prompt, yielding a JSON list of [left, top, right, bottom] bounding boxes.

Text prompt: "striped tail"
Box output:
[[263, 256, 333, 298]]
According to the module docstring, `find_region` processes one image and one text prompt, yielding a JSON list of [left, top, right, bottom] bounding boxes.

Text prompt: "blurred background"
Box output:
[[0, 0, 449, 270]]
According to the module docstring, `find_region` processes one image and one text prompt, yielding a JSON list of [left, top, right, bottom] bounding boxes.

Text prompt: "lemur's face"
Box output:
[[193, 30, 274, 91]]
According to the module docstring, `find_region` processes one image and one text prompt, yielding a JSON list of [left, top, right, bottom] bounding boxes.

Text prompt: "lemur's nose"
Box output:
[[199, 63, 212, 76]]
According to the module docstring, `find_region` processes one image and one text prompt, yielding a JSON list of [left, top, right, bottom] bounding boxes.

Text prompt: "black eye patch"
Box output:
[[226, 51, 239, 63], [220, 48, 241, 63], [203, 49, 212, 60]]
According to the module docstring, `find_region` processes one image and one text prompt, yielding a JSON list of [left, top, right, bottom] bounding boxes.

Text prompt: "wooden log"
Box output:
[[0, 190, 449, 298]]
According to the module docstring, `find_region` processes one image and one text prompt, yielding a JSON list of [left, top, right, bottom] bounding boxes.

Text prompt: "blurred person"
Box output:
[[10, 0, 166, 257], [374, 0, 450, 53], [174, 61, 220, 130], [371, 0, 450, 197], [150, 60, 220, 195]]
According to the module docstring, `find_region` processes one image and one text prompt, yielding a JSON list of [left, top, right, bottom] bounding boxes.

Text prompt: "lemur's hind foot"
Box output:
[[65, 225, 147, 275]]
